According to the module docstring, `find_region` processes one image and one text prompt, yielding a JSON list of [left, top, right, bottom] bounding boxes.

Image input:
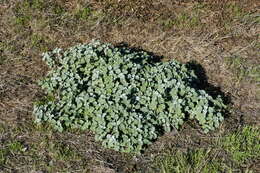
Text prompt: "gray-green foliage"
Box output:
[[33, 40, 226, 153]]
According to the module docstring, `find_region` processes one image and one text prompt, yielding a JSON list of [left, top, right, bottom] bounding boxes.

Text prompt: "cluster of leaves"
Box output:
[[33, 41, 226, 153]]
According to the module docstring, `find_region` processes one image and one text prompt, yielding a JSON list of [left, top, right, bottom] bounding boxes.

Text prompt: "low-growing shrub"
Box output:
[[33, 40, 226, 153]]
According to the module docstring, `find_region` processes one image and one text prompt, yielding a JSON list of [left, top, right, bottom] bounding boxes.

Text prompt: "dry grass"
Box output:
[[0, 0, 259, 172]]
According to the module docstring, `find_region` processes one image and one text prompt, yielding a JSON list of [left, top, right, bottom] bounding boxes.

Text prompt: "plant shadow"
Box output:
[[115, 42, 163, 64], [185, 60, 231, 118], [115, 42, 231, 119]]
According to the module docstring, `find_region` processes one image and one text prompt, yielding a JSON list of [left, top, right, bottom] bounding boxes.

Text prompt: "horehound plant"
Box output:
[[33, 40, 226, 153]]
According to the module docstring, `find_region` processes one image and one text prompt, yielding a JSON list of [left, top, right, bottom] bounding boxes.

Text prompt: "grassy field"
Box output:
[[0, 0, 259, 172]]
